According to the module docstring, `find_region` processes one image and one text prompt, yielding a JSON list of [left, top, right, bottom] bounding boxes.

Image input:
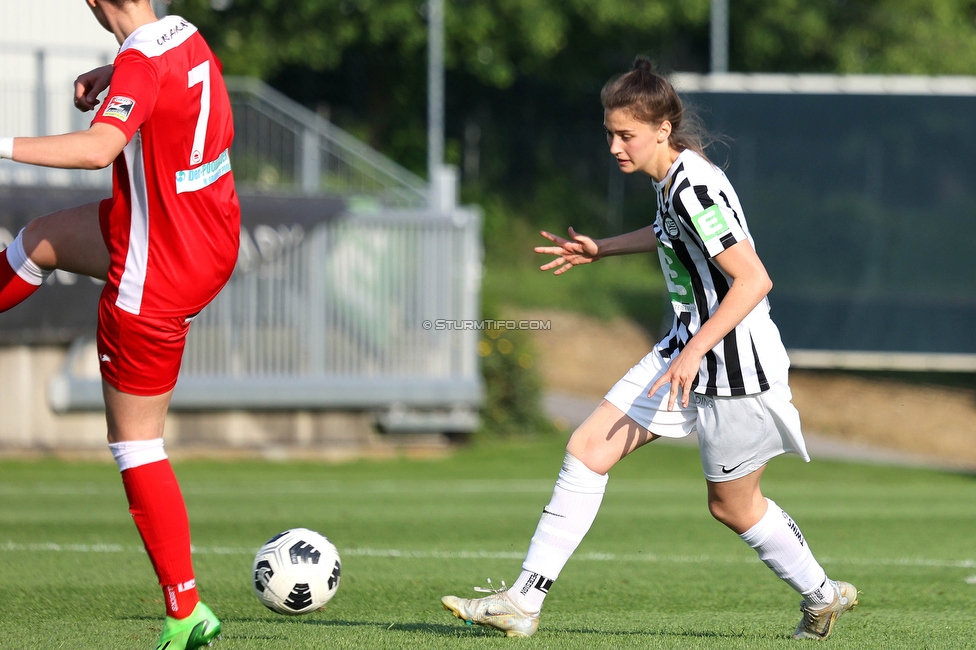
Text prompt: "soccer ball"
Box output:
[[252, 528, 341, 615]]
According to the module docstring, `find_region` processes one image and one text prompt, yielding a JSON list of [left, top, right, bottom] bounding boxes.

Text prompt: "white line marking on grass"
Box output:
[[966, 575, 976, 584], [0, 541, 257, 555], [343, 548, 525, 560], [0, 479, 700, 497], [0, 541, 132, 553], [3, 541, 975, 571], [820, 556, 976, 569], [0, 482, 546, 496], [342, 549, 976, 570]]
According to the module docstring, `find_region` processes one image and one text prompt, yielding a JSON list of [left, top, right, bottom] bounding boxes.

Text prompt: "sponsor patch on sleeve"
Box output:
[[103, 96, 135, 122], [690, 204, 730, 241]]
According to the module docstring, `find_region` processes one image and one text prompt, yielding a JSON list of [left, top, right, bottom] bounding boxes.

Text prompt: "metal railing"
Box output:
[[226, 77, 429, 207]]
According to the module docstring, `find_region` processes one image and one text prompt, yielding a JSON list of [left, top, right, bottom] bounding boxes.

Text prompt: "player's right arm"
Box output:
[[6, 124, 128, 170], [593, 225, 657, 256], [3, 53, 157, 170], [535, 224, 657, 275]]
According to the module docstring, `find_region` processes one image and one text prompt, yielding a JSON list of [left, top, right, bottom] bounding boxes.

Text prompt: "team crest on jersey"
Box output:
[[103, 96, 135, 122], [664, 216, 680, 238]]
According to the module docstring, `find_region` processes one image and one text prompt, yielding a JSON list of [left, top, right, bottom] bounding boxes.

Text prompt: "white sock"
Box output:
[[6, 229, 50, 285], [508, 452, 608, 613], [803, 577, 838, 608], [739, 498, 834, 605], [108, 439, 167, 472], [508, 570, 554, 614]]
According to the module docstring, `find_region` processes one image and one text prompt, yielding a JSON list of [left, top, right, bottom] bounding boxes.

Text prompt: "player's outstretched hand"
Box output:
[[535, 227, 600, 275], [74, 65, 114, 112]]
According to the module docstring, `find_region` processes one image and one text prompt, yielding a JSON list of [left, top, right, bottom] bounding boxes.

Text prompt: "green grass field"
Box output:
[[2, 438, 975, 649]]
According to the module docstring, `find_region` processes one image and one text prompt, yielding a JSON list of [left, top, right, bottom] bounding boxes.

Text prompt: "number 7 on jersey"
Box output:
[[187, 62, 210, 166]]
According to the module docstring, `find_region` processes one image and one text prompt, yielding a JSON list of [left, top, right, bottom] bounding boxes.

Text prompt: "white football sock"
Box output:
[[108, 439, 167, 472], [508, 452, 608, 613], [739, 498, 834, 605], [802, 577, 838, 608], [508, 570, 554, 614], [6, 229, 50, 285]]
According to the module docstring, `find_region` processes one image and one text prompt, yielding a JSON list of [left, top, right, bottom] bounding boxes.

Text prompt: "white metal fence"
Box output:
[[227, 77, 429, 207], [189, 214, 479, 380]]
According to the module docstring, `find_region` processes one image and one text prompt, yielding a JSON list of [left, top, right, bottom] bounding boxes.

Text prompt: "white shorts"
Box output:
[[604, 348, 810, 482]]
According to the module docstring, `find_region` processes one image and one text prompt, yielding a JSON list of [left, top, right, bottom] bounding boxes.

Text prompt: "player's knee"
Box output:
[[708, 494, 767, 533], [20, 218, 55, 270], [707, 498, 727, 523], [564, 446, 599, 474], [707, 497, 741, 528], [564, 432, 595, 467]]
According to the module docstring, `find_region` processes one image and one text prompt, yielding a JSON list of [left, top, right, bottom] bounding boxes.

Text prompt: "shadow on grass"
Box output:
[[300, 618, 782, 641], [124, 614, 784, 641], [558, 626, 785, 641], [208, 617, 496, 637], [126, 616, 790, 642], [303, 619, 495, 636]]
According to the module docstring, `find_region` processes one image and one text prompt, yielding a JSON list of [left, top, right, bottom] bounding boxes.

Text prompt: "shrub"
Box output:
[[477, 304, 556, 438]]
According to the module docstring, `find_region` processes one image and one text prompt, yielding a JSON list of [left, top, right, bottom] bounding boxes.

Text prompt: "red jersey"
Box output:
[[93, 16, 240, 317]]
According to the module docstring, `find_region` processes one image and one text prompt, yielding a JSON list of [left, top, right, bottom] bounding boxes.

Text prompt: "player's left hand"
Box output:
[[74, 65, 114, 112], [648, 348, 704, 411]]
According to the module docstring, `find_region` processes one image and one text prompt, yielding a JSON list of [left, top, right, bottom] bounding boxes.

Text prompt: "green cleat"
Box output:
[[155, 602, 222, 650]]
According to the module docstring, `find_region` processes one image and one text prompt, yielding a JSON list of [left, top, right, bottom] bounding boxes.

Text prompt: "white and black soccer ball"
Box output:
[[252, 528, 341, 615]]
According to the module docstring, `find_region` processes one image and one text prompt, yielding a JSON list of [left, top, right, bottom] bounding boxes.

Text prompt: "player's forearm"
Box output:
[[4, 127, 126, 170], [595, 225, 657, 257], [10, 133, 112, 170], [683, 275, 772, 358]]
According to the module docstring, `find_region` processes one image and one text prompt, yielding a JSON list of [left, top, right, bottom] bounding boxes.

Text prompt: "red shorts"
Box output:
[[96, 295, 194, 396]]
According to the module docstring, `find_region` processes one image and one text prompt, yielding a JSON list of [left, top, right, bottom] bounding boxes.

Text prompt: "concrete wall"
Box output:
[[0, 345, 445, 459], [0, 346, 106, 450]]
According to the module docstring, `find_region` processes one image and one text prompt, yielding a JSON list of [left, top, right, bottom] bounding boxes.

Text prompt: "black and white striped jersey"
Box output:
[[653, 149, 790, 396]]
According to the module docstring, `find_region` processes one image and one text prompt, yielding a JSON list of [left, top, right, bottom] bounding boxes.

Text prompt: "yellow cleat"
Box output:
[[793, 581, 858, 640], [442, 584, 539, 638]]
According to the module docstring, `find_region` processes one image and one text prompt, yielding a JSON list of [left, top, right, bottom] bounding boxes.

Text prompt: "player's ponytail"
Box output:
[[601, 55, 714, 162]]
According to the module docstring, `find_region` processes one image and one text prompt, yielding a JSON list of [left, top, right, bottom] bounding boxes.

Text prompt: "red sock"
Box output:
[[0, 249, 41, 312], [120, 460, 200, 619]]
